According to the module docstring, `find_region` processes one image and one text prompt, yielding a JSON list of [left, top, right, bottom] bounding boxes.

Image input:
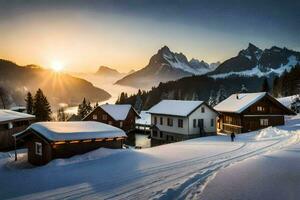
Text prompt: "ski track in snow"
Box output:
[[4, 119, 300, 200]]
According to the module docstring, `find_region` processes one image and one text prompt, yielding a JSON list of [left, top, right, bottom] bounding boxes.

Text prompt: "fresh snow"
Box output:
[[200, 134, 300, 200], [100, 104, 133, 121], [0, 109, 35, 123], [214, 92, 266, 113], [15, 121, 126, 141], [210, 56, 299, 79], [1, 115, 300, 199], [136, 110, 151, 125], [148, 100, 204, 116], [163, 53, 211, 75], [277, 95, 299, 109]]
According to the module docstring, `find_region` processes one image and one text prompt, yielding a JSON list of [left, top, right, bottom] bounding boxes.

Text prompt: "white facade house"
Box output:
[[148, 100, 219, 142]]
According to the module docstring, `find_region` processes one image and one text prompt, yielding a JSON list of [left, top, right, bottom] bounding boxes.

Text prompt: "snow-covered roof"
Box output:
[[148, 100, 204, 117], [277, 95, 298, 108], [136, 111, 151, 125], [214, 92, 266, 113], [15, 121, 126, 141], [0, 109, 35, 123], [99, 104, 137, 121]]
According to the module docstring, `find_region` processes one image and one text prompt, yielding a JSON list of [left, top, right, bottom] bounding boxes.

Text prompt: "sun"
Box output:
[[51, 61, 64, 72]]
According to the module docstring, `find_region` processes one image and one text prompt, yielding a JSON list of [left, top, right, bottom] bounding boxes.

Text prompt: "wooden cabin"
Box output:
[[148, 100, 219, 142], [214, 92, 295, 134], [83, 104, 140, 132], [14, 121, 126, 165], [0, 109, 35, 150]]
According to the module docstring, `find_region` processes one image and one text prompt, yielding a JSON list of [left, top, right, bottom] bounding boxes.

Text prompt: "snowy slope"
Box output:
[[200, 135, 300, 200], [1, 116, 300, 199]]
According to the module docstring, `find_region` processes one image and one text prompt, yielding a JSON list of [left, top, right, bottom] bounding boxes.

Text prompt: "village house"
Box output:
[[214, 92, 295, 134], [14, 121, 127, 165], [0, 109, 35, 150], [135, 110, 151, 134], [83, 104, 140, 132], [148, 100, 219, 142]]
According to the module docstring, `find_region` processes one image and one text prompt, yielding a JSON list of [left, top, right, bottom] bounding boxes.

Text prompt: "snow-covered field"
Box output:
[[1, 116, 300, 200]]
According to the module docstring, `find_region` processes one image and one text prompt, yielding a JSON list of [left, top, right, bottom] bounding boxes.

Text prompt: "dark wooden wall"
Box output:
[[218, 95, 290, 134], [23, 130, 124, 165]]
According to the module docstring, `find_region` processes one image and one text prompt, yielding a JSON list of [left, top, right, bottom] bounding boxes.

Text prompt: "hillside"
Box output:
[[0, 59, 111, 108]]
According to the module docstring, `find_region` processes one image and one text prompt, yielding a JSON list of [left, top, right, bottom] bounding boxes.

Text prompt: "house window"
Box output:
[[201, 107, 205, 113], [160, 131, 163, 138], [193, 119, 197, 128], [102, 114, 107, 120], [257, 106, 264, 112], [35, 142, 42, 156], [167, 118, 173, 126], [160, 117, 163, 125], [154, 116, 157, 125], [198, 119, 204, 128], [260, 119, 269, 126], [211, 119, 214, 127], [108, 121, 113, 125], [152, 130, 158, 137], [120, 121, 123, 127], [92, 114, 97, 120], [178, 119, 183, 128]]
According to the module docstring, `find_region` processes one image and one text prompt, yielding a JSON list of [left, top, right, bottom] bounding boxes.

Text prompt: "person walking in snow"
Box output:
[[230, 132, 235, 142]]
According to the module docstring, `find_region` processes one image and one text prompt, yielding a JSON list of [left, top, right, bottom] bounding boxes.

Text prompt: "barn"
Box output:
[[214, 92, 295, 134], [14, 121, 126, 165]]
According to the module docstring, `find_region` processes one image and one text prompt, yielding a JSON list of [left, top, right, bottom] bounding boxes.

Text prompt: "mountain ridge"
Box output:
[[0, 59, 111, 108], [115, 46, 217, 89]]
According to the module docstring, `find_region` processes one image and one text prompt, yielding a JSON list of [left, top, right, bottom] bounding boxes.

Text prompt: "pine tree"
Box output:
[[0, 87, 9, 109], [261, 78, 270, 92], [216, 85, 227, 104], [57, 107, 67, 121], [208, 90, 217, 107], [78, 98, 88, 119], [33, 89, 52, 121], [25, 92, 33, 114], [86, 101, 93, 114], [134, 90, 143, 112], [272, 76, 280, 97]]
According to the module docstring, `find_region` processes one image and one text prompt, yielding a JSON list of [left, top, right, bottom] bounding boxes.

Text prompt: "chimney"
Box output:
[[236, 93, 239, 99]]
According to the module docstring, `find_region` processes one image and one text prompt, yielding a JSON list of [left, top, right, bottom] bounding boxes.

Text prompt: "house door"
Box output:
[[198, 119, 204, 136]]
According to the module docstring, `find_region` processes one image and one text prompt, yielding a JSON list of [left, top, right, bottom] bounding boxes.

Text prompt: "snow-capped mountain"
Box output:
[[115, 46, 215, 88], [210, 43, 300, 79]]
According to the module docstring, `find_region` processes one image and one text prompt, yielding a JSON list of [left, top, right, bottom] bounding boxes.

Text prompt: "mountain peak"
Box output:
[[95, 66, 122, 76], [247, 43, 259, 51], [158, 45, 171, 54]]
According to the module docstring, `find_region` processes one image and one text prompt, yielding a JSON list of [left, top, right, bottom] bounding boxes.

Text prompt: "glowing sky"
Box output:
[[0, 0, 299, 73]]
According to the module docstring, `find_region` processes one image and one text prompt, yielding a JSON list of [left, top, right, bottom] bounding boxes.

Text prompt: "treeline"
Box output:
[[272, 64, 300, 97], [116, 74, 270, 110]]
